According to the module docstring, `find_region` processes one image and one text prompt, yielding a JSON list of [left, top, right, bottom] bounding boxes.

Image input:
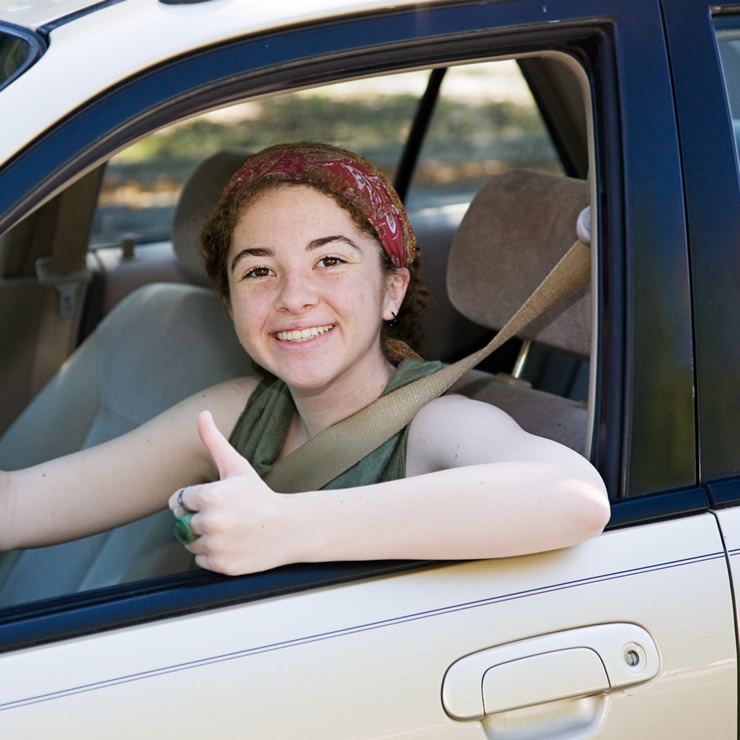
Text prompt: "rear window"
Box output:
[[0, 26, 43, 91]]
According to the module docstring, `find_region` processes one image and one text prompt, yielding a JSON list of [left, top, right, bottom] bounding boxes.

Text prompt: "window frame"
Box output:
[[662, 0, 740, 494], [0, 0, 697, 650], [0, 22, 46, 93]]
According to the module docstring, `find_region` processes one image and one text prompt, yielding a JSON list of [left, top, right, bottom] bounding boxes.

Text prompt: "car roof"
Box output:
[[0, 0, 423, 31], [0, 0, 106, 29], [0, 0, 429, 164]]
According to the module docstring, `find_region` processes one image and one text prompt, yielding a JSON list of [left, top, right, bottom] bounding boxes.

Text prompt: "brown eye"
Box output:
[[245, 266, 272, 278], [317, 256, 345, 268]]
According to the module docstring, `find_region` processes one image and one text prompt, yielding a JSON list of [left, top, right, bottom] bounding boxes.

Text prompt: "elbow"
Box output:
[[570, 478, 610, 542], [582, 488, 611, 539], [549, 466, 609, 549]]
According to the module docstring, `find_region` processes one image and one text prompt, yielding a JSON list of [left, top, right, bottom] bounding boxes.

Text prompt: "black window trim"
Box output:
[[0, 22, 46, 93], [662, 0, 740, 483], [0, 0, 692, 652]]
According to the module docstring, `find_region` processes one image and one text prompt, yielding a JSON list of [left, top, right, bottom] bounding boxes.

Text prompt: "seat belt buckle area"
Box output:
[[35, 256, 92, 319]]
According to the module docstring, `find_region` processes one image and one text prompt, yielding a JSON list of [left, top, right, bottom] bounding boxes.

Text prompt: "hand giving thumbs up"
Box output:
[[168, 411, 298, 575]]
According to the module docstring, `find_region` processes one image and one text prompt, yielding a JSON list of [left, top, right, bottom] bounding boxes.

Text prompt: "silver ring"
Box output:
[[172, 487, 190, 518]]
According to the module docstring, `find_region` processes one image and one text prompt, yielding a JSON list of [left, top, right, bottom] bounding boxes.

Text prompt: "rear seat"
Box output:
[[0, 158, 591, 606]]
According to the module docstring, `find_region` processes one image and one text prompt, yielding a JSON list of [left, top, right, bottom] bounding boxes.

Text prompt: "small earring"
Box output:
[[384, 311, 398, 327]]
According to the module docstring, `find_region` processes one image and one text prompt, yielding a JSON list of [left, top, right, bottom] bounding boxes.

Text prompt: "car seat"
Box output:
[[448, 168, 591, 454], [0, 155, 255, 606]]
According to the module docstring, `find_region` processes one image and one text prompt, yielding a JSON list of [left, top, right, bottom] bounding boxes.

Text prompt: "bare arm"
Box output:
[[0, 377, 256, 551], [180, 396, 609, 575], [287, 396, 608, 562]]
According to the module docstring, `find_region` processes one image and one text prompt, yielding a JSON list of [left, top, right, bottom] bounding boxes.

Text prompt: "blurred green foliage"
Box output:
[[94, 91, 558, 242], [116, 95, 420, 166], [112, 94, 554, 181]]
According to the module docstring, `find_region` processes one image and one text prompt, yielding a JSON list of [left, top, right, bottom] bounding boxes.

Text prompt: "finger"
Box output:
[[169, 486, 195, 515], [184, 524, 207, 554], [198, 410, 248, 479]]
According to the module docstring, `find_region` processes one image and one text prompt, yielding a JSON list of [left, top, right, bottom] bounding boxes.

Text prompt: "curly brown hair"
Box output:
[[200, 156, 427, 356]]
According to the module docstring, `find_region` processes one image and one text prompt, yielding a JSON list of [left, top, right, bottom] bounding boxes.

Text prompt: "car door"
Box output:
[[664, 0, 740, 671], [0, 1, 736, 738]]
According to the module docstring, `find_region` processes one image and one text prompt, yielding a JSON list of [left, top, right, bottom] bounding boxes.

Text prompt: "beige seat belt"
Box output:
[[30, 168, 104, 397], [265, 234, 591, 493]]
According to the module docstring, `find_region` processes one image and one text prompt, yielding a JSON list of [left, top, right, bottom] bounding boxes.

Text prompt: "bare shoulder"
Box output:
[[119, 374, 261, 485], [179, 375, 261, 435], [132, 375, 260, 460], [121, 373, 261, 485], [406, 394, 592, 476], [409, 393, 519, 435], [406, 395, 519, 473]]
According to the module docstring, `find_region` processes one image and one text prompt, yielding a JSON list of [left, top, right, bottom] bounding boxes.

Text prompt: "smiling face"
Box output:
[[227, 184, 409, 395]]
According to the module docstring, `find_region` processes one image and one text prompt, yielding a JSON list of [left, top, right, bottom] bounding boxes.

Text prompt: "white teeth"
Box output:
[[276, 325, 334, 342]]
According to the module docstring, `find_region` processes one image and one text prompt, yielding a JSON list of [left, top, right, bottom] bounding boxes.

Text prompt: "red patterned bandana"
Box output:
[[227, 143, 416, 267]]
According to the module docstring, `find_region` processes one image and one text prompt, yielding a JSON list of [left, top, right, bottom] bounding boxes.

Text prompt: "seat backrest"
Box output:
[[0, 284, 253, 605], [0, 149, 259, 606], [448, 168, 590, 355], [447, 169, 591, 453], [171, 149, 249, 283]]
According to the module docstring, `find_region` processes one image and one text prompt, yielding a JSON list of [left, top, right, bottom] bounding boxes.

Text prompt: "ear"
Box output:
[[382, 267, 410, 320]]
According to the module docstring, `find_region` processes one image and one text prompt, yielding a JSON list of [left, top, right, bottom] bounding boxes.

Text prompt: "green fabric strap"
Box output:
[[265, 238, 591, 493]]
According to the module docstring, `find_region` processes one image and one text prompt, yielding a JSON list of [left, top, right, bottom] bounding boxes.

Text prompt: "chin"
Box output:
[[263, 359, 339, 392]]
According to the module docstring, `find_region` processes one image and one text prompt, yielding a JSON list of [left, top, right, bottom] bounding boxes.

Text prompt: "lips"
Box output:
[[274, 324, 335, 342]]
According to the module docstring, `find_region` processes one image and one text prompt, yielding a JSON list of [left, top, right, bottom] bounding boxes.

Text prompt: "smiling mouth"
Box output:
[[275, 324, 335, 343]]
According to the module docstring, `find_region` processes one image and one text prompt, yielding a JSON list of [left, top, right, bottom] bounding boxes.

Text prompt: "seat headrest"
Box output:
[[447, 169, 590, 357], [171, 150, 248, 282]]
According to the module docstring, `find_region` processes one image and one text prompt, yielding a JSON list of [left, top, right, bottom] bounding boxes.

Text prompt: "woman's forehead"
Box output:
[[239, 184, 353, 225], [230, 185, 373, 253]]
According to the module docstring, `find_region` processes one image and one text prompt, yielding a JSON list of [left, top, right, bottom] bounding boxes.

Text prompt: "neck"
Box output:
[[289, 351, 396, 441]]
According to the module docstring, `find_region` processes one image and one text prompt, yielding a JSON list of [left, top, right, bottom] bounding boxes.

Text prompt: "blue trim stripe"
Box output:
[[0, 550, 725, 712]]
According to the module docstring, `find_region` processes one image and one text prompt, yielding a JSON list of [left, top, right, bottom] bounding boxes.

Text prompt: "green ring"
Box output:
[[173, 513, 197, 545]]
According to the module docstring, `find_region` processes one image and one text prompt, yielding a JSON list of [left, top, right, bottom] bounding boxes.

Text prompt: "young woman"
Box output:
[[0, 143, 609, 575]]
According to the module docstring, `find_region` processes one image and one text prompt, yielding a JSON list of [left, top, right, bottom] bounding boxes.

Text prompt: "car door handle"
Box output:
[[442, 623, 660, 720]]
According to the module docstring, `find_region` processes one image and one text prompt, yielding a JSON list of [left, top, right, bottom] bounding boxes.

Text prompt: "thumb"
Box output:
[[198, 410, 249, 479]]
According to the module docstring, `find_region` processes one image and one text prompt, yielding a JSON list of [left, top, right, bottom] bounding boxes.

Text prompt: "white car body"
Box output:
[[1, 0, 423, 162], [1, 0, 739, 738]]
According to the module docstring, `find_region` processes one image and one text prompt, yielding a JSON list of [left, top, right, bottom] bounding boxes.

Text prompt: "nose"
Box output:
[[274, 270, 319, 313]]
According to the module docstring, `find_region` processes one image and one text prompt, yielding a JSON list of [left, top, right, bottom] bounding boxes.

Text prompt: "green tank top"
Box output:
[[228, 358, 444, 490]]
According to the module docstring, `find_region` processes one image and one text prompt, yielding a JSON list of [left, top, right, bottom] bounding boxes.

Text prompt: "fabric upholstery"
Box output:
[[447, 169, 590, 357], [0, 284, 253, 605], [451, 369, 588, 456], [408, 204, 491, 361], [172, 150, 248, 282]]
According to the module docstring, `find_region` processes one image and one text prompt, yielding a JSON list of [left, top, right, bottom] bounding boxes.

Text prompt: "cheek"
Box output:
[[229, 285, 271, 338], [325, 273, 384, 316]]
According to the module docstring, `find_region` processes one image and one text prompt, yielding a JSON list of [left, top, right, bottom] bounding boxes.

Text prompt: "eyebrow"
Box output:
[[306, 235, 363, 253], [230, 247, 274, 273], [230, 235, 362, 273]]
